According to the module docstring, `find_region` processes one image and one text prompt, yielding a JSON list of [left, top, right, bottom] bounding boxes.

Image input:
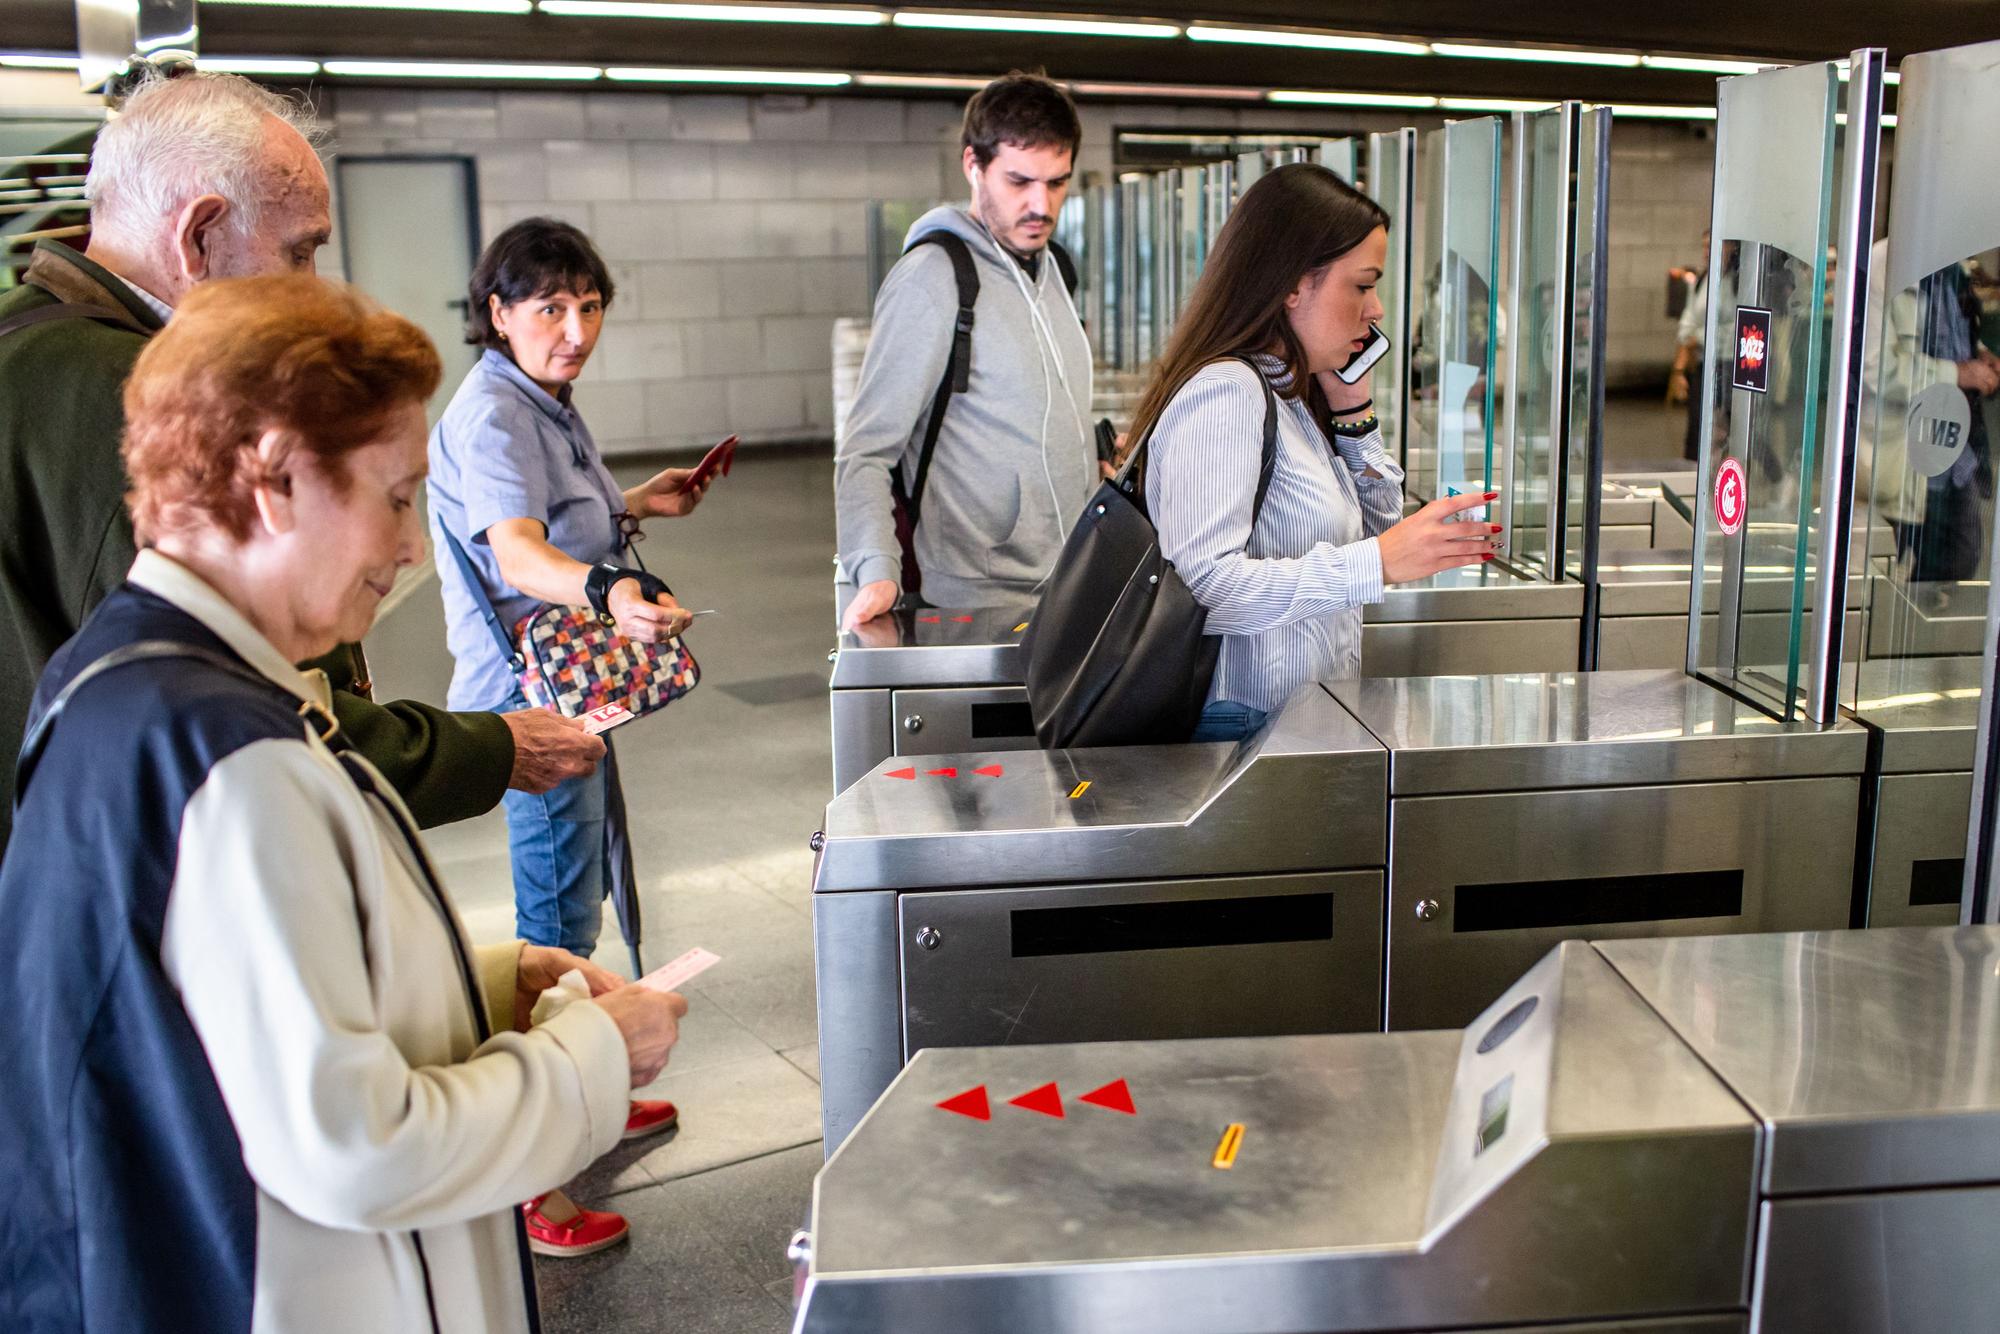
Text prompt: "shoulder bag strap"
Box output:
[[1112, 356, 1280, 520], [0, 300, 135, 343], [14, 640, 338, 808], [438, 527, 527, 671], [900, 232, 980, 528]]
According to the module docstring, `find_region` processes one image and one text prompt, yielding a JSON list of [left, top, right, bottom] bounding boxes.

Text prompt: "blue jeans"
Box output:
[[501, 694, 610, 956], [1189, 700, 1269, 744]]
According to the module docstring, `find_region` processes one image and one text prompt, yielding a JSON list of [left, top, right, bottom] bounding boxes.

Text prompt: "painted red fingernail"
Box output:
[[1482, 553, 1495, 561], [1490, 524, 1503, 533], [1484, 491, 1499, 500]]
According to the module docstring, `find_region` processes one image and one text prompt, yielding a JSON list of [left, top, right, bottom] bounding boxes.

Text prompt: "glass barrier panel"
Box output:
[[1689, 60, 1839, 720], [1851, 40, 2000, 727], [1316, 138, 1358, 184], [1564, 108, 1612, 584], [1368, 130, 1415, 467], [1507, 107, 1570, 577], [1177, 165, 1205, 315], [1411, 119, 1502, 504]]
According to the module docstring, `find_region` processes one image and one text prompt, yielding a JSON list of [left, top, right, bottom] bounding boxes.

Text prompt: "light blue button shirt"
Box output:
[[429, 348, 628, 711]]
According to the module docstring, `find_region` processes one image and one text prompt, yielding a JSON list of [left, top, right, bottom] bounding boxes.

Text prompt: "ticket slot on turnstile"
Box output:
[[900, 871, 1384, 1051], [1453, 868, 1744, 932], [890, 687, 1039, 755]]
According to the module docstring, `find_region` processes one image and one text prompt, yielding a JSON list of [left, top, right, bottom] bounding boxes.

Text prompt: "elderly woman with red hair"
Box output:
[[0, 274, 689, 1334]]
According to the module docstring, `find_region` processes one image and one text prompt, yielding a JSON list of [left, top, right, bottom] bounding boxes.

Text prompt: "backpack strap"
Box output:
[[13, 640, 340, 809], [1049, 238, 1079, 299], [898, 232, 980, 529], [0, 300, 136, 343]]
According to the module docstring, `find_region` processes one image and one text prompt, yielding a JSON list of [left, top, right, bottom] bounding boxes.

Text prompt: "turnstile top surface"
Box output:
[[1599, 925, 2000, 1196], [813, 686, 1388, 891], [1595, 540, 1871, 616], [1366, 563, 1583, 623], [1850, 654, 1984, 773], [1328, 668, 1867, 794], [829, 604, 1029, 689]]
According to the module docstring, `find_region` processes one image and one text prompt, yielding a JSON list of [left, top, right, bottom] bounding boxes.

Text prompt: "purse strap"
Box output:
[[438, 527, 528, 672], [1116, 354, 1279, 528]]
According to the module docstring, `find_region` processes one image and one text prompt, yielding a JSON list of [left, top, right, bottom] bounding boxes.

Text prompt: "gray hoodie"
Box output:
[[834, 205, 1095, 608]]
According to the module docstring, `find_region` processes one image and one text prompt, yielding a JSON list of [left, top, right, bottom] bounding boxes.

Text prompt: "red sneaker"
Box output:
[[522, 1190, 629, 1258], [623, 1098, 679, 1141]]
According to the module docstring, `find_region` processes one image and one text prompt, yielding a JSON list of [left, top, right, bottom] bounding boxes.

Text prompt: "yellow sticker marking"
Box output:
[[1068, 780, 1092, 800], [1013, 622, 1030, 634], [1212, 1123, 1245, 1170]]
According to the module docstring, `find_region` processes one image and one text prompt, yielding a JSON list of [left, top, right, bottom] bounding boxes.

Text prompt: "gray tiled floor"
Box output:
[[366, 449, 839, 1334]]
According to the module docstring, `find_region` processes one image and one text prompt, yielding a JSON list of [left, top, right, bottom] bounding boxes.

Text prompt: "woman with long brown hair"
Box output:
[[1134, 163, 1501, 741]]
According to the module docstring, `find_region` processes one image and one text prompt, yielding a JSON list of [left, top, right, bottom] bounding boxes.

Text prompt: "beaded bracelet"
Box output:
[[1331, 413, 1380, 438]]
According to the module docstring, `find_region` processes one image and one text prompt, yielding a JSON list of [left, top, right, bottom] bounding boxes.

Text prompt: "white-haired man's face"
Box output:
[[165, 117, 331, 294]]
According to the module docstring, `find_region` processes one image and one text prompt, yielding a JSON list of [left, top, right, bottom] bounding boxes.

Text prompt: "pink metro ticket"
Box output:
[[638, 946, 722, 994]]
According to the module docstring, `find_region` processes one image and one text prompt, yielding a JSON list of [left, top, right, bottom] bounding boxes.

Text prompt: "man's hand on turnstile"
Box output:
[[842, 579, 900, 632]]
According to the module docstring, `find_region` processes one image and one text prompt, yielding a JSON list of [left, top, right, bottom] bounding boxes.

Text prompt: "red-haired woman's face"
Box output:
[[1283, 225, 1389, 375], [278, 399, 430, 651]]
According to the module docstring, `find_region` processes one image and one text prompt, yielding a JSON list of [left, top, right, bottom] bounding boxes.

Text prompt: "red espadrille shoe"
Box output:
[[522, 1189, 629, 1258], [623, 1098, 679, 1141]]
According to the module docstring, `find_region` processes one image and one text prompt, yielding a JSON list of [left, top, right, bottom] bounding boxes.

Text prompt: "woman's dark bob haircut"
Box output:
[[464, 216, 615, 351]]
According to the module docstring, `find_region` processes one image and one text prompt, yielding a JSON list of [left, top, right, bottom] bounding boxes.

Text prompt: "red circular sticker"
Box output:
[[1714, 457, 1747, 536]]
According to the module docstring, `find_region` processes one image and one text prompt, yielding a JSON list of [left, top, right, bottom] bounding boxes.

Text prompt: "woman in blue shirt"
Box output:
[[430, 218, 707, 1255]]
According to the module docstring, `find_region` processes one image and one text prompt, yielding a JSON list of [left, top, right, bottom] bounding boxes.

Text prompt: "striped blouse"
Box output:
[[1145, 355, 1405, 713]]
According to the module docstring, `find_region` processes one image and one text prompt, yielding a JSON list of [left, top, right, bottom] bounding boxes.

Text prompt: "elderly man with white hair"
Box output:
[[0, 70, 604, 853]]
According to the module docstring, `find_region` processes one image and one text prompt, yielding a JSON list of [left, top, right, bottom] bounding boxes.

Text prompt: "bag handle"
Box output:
[[1116, 354, 1280, 526], [14, 640, 339, 809], [438, 527, 527, 672]]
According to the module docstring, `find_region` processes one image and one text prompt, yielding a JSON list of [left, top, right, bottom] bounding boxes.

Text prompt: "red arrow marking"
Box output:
[[1079, 1078, 1136, 1115], [917, 615, 941, 624], [885, 767, 917, 780], [950, 615, 975, 623], [973, 764, 1004, 778], [1009, 1082, 1065, 1118], [926, 767, 958, 778], [937, 1086, 991, 1121]]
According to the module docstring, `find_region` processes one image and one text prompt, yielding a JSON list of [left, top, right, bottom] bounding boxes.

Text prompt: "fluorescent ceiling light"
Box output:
[[1268, 89, 1440, 108], [1641, 54, 1771, 74], [322, 59, 601, 78], [197, 56, 324, 75], [1432, 41, 1641, 68], [1441, 96, 1557, 111], [853, 73, 990, 90], [209, 0, 532, 9], [892, 11, 1178, 39], [606, 66, 851, 85], [1069, 80, 1264, 100], [1605, 102, 1718, 119], [1186, 25, 1429, 57], [538, 2, 886, 22], [0, 53, 82, 68]]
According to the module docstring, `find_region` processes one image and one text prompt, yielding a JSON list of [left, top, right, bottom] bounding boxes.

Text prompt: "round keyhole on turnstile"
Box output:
[[903, 714, 924, 734], [1415, 899, 1441, 922], [915, 925, 943, 951]]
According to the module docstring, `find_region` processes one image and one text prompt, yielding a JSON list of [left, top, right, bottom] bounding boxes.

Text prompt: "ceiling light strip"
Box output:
[[1267, 90, 1441, 108], [1431, 41, 1641, 68], [321, 59, 603, 78], [537, 1, 886, 23], [1186, 24, 1429, 57], [199, 57, 325, 74], [891, 11, 1178, 39], [606, 66, 851, 85], [1640, 54, 1772, 74], [1069, 80, 1264, 100], [0, 53, 83, 68], [1439, 96, 1559, 111], [207, 0, 533, 11], [852, 73, 997, 90], [1604, 103, 1718, 119]]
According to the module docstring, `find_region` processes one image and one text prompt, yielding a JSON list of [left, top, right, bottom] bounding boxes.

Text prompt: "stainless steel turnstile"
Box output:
[[1849, 655, 1983, 927], [811, 688, 1388, 1148], [827, 605, 1033, 794], [1331, 668, 1866, 1028], [791, 925, 2000, 1334]]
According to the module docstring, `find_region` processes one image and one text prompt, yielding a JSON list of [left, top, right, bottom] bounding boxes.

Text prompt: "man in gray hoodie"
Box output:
[[836, 73, 1095, 629]]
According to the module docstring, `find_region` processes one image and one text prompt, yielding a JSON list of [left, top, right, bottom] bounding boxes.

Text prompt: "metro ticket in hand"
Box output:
[[582, 703, 635, 735], [638, 947, 722, 994]]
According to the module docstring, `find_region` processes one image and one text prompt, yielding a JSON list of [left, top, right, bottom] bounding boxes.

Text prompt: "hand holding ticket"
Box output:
[[582, 703, 634, 735], [639, 946, 722, 994]]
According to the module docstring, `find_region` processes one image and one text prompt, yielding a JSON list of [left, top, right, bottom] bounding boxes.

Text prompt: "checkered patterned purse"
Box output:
[[441, 527, 700, 722]]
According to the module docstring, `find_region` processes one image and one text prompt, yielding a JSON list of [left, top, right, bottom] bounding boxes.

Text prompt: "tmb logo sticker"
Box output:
[[1732, 306, 1773, 394]]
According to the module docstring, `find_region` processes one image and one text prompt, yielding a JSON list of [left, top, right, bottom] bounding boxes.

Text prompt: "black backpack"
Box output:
[[888, 232, 1078, 602]]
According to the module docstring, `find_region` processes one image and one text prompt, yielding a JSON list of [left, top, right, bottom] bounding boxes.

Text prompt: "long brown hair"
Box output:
[[1126, 163, 1389, 451]]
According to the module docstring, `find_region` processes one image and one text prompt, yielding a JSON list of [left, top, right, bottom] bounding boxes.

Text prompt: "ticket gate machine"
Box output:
[[791, 925, 2000, 1334]]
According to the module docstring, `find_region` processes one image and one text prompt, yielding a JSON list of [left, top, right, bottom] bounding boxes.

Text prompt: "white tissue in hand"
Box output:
[[529, 968, 593, 1027]]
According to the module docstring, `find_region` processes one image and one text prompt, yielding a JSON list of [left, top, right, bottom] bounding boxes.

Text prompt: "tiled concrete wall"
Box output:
[[321, 86, 1714, 454]]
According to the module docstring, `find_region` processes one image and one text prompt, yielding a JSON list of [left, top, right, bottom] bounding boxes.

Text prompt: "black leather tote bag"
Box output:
[[1020, 358, 1277, 749]]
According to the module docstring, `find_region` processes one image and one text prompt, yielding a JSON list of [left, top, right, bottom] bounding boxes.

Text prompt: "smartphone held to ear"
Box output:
[[1334, 324, 1391, 385]]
